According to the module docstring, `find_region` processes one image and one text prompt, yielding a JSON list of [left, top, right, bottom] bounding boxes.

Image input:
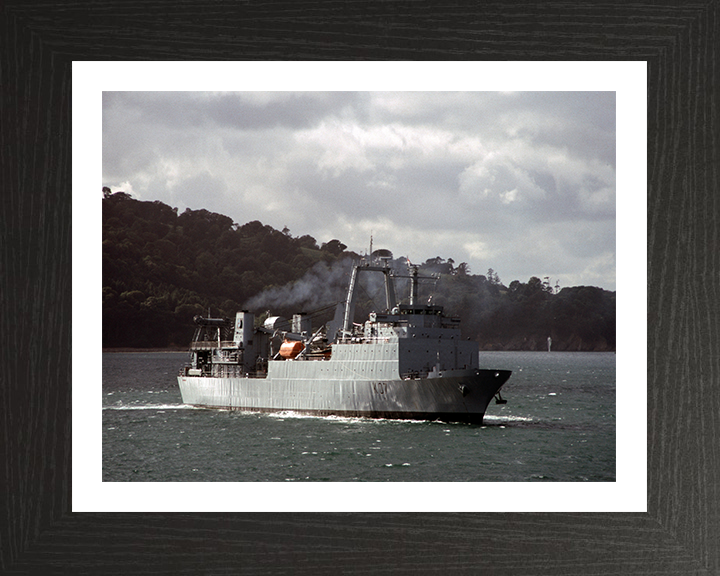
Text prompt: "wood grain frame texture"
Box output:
[[1, 1, 718, 574]]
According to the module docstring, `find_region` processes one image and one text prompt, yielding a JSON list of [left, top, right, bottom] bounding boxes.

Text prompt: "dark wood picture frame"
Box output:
[[2, 2, 718, 574]]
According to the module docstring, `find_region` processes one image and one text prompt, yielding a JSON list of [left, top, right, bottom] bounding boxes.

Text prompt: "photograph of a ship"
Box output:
[[178, 257, 512, 424], [102, 89, 616, 483]]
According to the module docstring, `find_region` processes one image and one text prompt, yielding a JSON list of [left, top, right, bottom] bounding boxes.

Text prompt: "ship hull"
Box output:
[[177, 368, 511, 424]]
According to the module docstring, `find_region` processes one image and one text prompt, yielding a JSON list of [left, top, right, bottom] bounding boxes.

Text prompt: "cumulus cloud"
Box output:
[[102, 91, 616, 289]]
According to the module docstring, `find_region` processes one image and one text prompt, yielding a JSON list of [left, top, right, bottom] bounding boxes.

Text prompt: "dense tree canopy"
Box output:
[[102, 193, 615, 351]]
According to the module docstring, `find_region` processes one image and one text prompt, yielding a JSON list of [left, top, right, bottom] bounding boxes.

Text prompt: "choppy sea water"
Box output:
[[102, 351, 615, 482]]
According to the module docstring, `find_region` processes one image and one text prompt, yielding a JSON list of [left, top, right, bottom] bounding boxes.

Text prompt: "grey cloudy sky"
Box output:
[[103, 91, 616, 290]]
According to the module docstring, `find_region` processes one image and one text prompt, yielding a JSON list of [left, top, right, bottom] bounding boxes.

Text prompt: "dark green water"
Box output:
[[102, 351, 615, 482]]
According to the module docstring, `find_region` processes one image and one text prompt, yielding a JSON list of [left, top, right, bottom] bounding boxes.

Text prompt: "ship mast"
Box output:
[[409, 264, 419, 305], [341, 265, 360, 339]]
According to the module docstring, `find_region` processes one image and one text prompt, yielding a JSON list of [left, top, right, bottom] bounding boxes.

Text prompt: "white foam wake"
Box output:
[[483, 414, 534, 423], [102, 403, 196, 411]]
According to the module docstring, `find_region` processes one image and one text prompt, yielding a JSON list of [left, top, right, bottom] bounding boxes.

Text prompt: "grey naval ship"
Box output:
[[178, 257, 511, 424]]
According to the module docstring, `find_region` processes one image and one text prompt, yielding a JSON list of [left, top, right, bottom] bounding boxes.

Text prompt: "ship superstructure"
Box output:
[[178, 257, 511, 424]]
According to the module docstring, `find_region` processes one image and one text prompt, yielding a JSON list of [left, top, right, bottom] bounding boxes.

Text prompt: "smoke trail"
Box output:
[[243, 258, 354, 313], [243, 255, 419, 316]]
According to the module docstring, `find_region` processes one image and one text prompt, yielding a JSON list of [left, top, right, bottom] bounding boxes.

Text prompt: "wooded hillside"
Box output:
[[102, 192, 615, 351]]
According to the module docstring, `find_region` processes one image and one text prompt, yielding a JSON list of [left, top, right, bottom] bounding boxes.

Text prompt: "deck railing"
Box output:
[[190, 340, 238, 350]]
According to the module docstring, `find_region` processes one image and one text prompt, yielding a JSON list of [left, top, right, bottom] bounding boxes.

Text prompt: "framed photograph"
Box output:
[[80, 62, 640, 513], [2, 2, 717, 574]]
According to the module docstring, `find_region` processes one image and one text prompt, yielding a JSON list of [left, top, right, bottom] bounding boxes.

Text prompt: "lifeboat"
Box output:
[[279, 339, 304, 359]]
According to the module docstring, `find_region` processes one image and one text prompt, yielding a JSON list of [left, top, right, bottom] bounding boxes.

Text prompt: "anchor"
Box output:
[[494, 392, 507, 404]]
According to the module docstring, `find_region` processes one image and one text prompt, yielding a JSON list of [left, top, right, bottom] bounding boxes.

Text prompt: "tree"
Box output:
[[321, 239, 347, 256], [487, 268, 500, 285], [526, 276, 543, 293], [296, 235, 319, 250]]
